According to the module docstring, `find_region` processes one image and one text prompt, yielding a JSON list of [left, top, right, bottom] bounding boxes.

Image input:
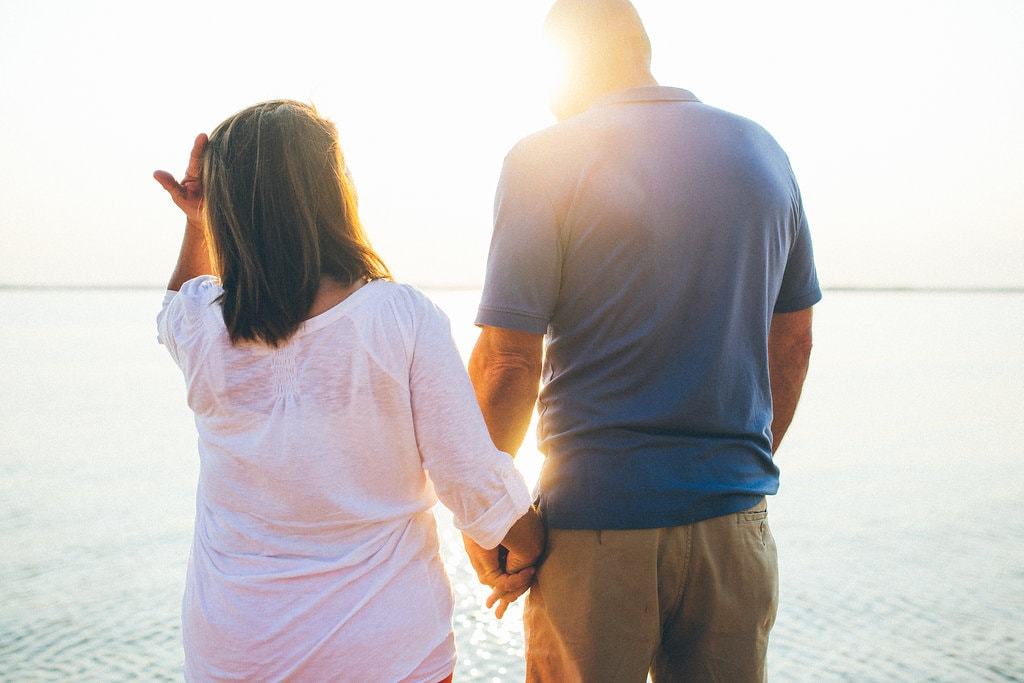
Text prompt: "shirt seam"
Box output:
[[384, 287, 414, 369], [476, 304, 549, 322], [775, 288, 822, 313]]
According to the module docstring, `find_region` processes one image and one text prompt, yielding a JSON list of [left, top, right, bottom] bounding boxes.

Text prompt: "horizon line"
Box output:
[[1, 283, 1023, 294]]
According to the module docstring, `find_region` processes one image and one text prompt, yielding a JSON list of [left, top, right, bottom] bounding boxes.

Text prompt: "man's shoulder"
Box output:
[[509, 96, 781, 154], [505, 117, 593, 172], [694, 102, 788, 156]]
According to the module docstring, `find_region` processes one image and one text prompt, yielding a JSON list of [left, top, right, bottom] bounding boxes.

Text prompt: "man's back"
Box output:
[[477, 86, 821, 529]]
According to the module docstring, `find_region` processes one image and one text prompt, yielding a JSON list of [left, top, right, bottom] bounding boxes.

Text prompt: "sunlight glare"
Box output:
[[540, 35, 571, 108]]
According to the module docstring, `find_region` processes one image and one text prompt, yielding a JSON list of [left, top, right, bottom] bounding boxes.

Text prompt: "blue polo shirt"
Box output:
[[476, 86, 821, 530]]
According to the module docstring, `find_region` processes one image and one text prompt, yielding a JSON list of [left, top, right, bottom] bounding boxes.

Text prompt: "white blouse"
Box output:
[[157, 276, 531, 682]]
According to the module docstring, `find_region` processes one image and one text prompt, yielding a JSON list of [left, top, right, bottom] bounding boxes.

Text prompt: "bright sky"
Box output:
[[1, 0, 1021, 288]]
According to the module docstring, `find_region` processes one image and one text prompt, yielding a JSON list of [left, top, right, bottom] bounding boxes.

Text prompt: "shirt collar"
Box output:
[[593, 86, 700, 108]]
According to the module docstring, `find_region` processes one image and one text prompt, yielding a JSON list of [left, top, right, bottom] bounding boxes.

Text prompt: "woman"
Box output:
[[153, 100, 544, 682]]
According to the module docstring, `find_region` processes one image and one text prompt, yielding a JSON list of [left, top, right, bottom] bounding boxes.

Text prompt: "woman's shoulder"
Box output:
[[176, 274, 223, 305], [159, 275, 222, 328], [368, 280, 451, 343], [372, 280, 443, 317]]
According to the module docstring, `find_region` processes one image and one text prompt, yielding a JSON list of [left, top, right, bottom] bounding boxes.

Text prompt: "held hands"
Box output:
[[462, 533, 537, 619], [153, 133, 208, 227]]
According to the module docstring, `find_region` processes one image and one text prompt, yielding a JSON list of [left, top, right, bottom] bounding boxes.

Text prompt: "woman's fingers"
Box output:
[[154, 131, 207, 198], [485, 583, 524, 608], [185, 133, 208, 179], [496, 566, 535, 592], [486, 585, 525, 606], [484, 566, 536, 618], [154, 135, 208, 225], [153, 170, 183, 199], [486, 589, 525, 619]]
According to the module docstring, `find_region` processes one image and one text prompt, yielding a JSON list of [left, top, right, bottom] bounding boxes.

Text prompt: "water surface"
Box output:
[[1, 289, 1022, 681]]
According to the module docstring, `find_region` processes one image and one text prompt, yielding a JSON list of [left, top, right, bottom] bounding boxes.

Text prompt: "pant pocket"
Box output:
[[736, 499, 769, 551], [736, 497, 768, 525]]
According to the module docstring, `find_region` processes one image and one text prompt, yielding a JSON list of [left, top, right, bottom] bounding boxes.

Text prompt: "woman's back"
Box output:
[[158, 276, 531, 682], [175, 277, 430, 539]]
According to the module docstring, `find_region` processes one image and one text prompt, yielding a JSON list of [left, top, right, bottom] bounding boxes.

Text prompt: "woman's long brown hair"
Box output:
[[201, 100, 390, 347]]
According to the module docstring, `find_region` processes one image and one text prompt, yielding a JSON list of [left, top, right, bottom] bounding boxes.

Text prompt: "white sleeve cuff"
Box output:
[[455, 460, 534, 550]]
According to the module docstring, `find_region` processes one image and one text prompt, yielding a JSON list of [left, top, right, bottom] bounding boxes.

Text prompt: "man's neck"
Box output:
[[561, 71, 658, 120], [594, 68, 658, 97], [619, 72, 659, 91]]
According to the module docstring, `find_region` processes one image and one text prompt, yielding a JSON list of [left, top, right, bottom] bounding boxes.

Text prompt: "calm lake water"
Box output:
[[1, 289, 1022, 682]]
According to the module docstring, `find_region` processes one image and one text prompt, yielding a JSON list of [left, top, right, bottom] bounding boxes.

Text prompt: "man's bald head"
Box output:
[[546, 0, 652, 70], [544, 0, 656, 120]]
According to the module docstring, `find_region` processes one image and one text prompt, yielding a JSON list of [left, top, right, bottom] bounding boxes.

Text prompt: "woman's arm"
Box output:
[[154, 134, 214, 290], [407, 294, 545, 617], [165, 223, 213, 292]]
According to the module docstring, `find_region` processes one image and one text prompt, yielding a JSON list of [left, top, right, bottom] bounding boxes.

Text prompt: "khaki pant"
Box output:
[[524, 498, 778, 683]]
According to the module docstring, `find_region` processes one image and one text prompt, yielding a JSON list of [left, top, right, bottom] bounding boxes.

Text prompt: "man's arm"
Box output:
[[468, 326, 545, 456], [462, 325, 545, 618], [768, 307, 814, 452]]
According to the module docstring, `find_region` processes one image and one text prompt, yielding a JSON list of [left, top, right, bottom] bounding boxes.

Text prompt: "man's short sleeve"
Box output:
[[475, 145, 562, 334], [774, 191, 822, 314]]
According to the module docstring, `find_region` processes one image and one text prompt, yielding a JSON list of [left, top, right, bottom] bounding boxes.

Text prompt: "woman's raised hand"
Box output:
[[154, 133, 208, 227]]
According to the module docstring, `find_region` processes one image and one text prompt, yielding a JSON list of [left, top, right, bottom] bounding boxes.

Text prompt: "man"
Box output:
[[463, 0, 820, 680]]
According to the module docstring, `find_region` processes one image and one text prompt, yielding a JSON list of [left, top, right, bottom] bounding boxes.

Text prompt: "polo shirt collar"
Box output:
[[594, 86, 700, 108]]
